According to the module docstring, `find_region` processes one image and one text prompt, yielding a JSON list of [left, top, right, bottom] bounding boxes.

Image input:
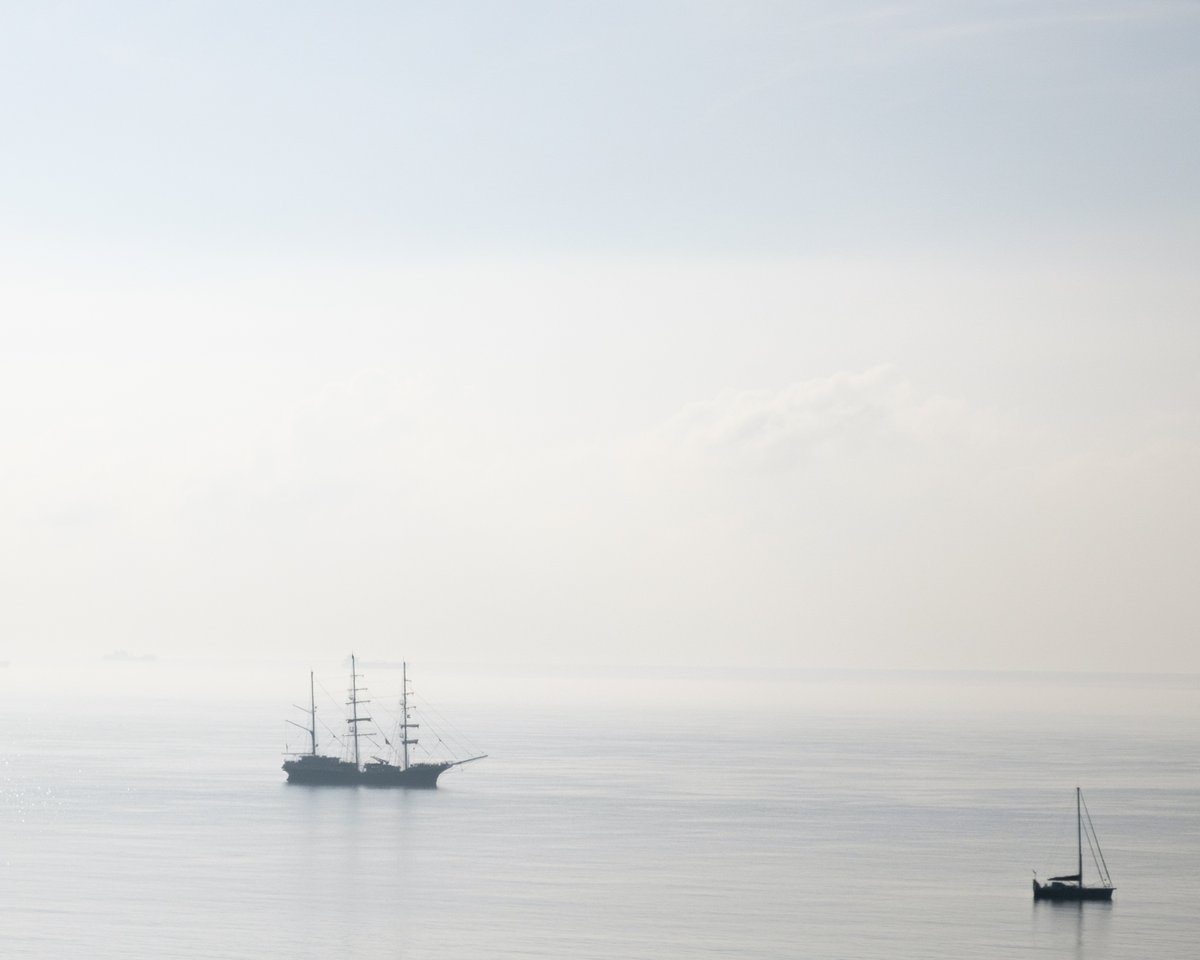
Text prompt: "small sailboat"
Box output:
[[282, 655, 485, 788], [1032, 787, 1115, 901]]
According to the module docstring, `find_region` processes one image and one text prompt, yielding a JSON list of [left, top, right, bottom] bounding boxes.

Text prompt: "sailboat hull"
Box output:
[[360, 762, 451, 788], [1033, 880, 1114, 901], [282, 756, 452, 787], [282, 755, 361, 785]]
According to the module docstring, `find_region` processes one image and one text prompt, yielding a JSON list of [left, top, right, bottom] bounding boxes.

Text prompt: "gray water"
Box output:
[[2, 668, 1198, 959]]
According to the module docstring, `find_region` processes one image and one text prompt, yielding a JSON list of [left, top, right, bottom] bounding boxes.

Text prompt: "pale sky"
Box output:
[[2, 2, 1198, 673]]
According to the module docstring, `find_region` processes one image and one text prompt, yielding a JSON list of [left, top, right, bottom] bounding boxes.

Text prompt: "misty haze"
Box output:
[[2, 2, 1198, 958]]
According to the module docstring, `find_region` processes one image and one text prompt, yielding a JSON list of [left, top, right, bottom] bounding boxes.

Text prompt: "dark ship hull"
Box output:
[[361, 761, 452, 788], [1033, 880, 1114, 902], [282, 756, 454, 787], [281, 754, 361, 785]]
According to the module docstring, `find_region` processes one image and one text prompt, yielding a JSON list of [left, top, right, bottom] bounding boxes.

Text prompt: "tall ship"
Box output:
[[282, 655, 485, 788], [1032, 787, 1115, 901]]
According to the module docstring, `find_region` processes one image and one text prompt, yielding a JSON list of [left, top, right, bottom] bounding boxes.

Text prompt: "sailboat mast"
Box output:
[[1077, 786, 1083, 886], [309, 670, 317, 755], [351, 654, 360, 768], [402, 661, 410, 771]]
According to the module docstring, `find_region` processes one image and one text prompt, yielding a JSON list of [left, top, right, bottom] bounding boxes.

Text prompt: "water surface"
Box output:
[[2, 668, 1197, 958]]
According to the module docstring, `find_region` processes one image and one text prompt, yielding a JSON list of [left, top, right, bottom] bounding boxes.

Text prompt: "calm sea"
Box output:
[[2, 665, 1198, 959]]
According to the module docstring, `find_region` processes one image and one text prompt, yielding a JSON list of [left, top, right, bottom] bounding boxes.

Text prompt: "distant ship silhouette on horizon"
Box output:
[[282, 655, 485, 788], [1032, 787, 1115, 901]]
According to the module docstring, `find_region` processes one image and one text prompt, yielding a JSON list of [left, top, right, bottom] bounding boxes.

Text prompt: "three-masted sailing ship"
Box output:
[[282, 655, 484, 788], [1032, 787, 1115, 901]]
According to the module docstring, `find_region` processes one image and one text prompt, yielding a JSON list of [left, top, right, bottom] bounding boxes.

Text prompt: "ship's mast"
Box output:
[[309, 670, 317, 755], [286, 669, 320, 755], [351, 655, 360, 767], [1077, 786, 1083, 887], [347, 654, 371, 769], [400, 661, 419, 770]]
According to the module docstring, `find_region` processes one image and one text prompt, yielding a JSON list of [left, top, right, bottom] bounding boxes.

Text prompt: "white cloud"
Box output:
[[660, 366, 1008, 474], [1, 248, 1198, 672]]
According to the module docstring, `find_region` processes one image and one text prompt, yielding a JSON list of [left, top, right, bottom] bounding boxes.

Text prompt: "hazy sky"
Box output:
[[2, 2, 1198, 672]]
